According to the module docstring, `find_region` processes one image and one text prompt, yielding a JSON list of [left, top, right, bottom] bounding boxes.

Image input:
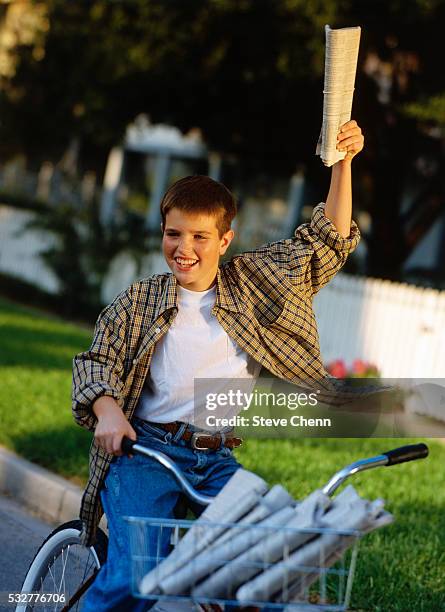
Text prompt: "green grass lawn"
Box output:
[[0, 297, 93, 484], [0, 296, 444, 610]]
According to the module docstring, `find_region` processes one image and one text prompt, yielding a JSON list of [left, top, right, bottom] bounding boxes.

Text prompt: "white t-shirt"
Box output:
[[135, 285, 261, 423]]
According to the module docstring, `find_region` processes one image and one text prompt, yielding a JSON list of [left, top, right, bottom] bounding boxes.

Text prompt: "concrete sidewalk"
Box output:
[[0, 445, 82, 525]]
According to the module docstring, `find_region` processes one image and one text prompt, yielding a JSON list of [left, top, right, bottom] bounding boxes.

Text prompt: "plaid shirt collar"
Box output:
[[156, 266, 245, 318]]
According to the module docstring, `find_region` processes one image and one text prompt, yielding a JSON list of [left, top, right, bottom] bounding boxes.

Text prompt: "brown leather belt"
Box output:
[[152, 421, 243, 451]]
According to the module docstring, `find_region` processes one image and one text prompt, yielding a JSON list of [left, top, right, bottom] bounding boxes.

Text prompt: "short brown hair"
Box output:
[[160, 175, 237, 237]]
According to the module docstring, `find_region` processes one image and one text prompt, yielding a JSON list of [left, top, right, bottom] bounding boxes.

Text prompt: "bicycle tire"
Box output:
[[16, 519, 108, 612]]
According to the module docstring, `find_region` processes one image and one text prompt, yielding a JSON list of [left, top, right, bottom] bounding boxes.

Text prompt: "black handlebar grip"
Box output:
[[383, 443, 429, 466], [121, 436, 136, 455]]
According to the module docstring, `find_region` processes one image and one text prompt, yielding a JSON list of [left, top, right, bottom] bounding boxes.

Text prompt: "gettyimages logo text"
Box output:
[[205, 388, 320, 411]]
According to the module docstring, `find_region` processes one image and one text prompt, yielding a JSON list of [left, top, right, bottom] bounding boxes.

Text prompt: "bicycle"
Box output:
[[16, 441, 428, 612]]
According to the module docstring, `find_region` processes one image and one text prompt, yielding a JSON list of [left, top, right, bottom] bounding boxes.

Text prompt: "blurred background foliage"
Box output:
[[0, 0, 444, 286]]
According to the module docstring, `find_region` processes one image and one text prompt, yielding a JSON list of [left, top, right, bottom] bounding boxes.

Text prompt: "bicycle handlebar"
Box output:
[[121, 436, 137, 455], [321, 443, 429, 496], [122, 437, 429, 502], [382, 443, 428, 465]]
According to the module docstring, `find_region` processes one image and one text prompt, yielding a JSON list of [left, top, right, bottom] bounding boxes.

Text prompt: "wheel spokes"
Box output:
[[34, 543, 99, 611]]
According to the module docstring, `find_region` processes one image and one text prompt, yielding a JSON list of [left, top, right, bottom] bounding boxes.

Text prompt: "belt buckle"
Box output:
[[190, 432, 212, 452]]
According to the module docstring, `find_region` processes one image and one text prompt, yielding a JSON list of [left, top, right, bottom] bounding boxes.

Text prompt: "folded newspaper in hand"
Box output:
[[316, 25, 361, 167]]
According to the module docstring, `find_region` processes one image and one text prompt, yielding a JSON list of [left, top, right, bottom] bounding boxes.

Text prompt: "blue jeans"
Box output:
[[82, 418, 242, 612]]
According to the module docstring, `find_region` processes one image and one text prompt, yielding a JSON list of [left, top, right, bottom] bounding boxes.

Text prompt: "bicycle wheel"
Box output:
[[16, 519, 108, 612]]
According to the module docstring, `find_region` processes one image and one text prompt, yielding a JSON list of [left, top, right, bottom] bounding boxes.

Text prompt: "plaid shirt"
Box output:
[[72, 203, 360, 545]]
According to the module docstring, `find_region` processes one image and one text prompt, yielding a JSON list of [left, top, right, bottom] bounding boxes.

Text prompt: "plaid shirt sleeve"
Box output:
[[72, 286, 133, 431], [294, 202, 360, 294], [242, 202, 360, 296]]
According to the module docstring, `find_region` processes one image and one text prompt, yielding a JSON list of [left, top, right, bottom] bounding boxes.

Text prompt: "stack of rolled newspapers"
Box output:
[[139, 468, 393, 607], [316, 24, 361, 167]]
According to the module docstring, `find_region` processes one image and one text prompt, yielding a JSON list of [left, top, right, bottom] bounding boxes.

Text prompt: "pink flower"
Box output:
[[327, 359, 347, 378], [326, 359, 381, 379], [352, 359, 367, 375]]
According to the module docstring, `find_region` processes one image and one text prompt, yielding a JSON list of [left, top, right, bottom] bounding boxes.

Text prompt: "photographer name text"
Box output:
[[205, 415, 332, 428]]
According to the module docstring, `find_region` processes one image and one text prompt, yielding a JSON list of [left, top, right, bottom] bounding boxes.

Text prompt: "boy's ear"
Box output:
[[219, 229, 234, 255], [160, 222, 164, 234]]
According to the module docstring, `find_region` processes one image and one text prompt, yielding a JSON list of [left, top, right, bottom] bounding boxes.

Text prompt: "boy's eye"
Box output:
[[195, 235, 206, 240]]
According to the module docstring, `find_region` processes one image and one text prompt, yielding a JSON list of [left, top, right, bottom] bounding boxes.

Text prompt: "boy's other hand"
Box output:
[[92, 396, 137, 456], [336, 120, 364, 162]]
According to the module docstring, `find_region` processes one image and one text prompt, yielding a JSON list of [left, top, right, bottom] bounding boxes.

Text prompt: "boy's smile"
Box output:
[[162, 208, 234, 291]]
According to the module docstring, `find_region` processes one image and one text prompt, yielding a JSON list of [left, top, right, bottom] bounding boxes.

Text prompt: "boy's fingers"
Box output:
[[126, 427, 137, 458], [119, 426, 137, 458], [337, 128, 362, 142], [93, 422, 136, 458], [337, 135, 362, 145], [95, 432, 121, 456], [114, 432, 127, 456], [339, 119, 358, 131], [337, 136, 363, 150], [337, 119, 364, 158]]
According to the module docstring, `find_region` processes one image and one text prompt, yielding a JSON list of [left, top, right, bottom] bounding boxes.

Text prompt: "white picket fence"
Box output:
[[313, 274, 445, 378]]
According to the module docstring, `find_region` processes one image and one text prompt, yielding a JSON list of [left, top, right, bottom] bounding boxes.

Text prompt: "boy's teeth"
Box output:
[[176, 258, 197, 265]]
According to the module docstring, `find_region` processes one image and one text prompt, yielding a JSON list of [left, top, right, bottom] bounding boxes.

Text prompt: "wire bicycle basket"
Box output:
[[126, 516, 361, 611]]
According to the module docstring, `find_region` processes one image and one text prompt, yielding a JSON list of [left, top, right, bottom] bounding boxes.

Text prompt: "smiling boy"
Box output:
[[163, 208, 234, 293], [73, 121, 364, 611]]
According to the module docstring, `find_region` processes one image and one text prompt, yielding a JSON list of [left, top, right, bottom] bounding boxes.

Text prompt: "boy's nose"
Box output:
[[176, 239, 194, 256]]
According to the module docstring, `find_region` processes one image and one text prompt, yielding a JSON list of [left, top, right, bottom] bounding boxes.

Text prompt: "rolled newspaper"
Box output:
[[237, 485, 393, 604], [192, 489, 330, 599], [316, 25, 361, 167], [138, 468, 268, 595]]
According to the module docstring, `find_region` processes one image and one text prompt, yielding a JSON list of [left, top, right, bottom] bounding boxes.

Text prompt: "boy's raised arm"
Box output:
[[235, 120, 364, 296], [325, 120, 364, 237]]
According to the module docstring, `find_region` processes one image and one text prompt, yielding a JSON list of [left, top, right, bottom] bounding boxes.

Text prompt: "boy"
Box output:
[[72, 120, 364, 611]]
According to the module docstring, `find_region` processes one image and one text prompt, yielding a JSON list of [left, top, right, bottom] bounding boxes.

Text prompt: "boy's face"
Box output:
[[162, 208, 234, 291]]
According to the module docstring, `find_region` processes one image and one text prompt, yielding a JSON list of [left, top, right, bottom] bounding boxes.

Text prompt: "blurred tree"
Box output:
[[0, 0, 341, 171], [345, 0, 445, 281], [1, 0, 444, 283]]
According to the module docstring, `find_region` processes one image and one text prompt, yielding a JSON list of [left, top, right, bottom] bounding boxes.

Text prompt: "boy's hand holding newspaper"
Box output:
[[336, 119, 364, 162]]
